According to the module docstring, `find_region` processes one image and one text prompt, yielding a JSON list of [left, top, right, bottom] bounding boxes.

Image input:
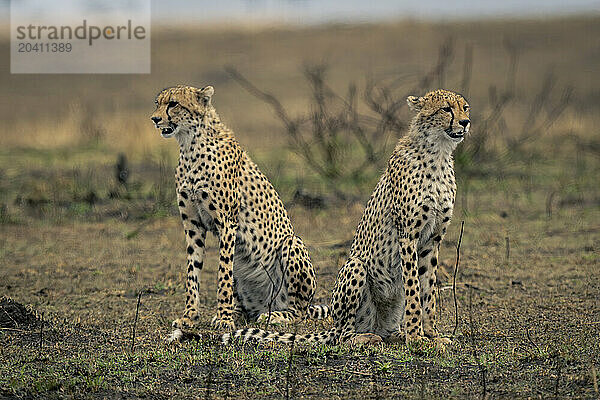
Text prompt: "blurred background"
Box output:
[[1, 1, 599, 398], [1, 0, 599, 213]]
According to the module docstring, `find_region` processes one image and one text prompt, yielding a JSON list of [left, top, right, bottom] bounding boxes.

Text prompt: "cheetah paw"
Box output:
[[166, 328, 184, 344], [256, 312, 286, 326], [172, 316, 196, 331], [348, 333, 383, 346], [211, 315, 236, 331], [384, 332, 405, 344], [432, 336, 452, 352], [406, 334, 428, 350]]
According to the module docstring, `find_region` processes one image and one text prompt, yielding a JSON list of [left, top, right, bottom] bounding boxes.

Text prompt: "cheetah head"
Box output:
[[407, 89, 470, 143], [150, 85, 214, 138]]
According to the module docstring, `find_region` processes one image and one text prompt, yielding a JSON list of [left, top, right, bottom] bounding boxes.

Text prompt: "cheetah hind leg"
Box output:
[[257, 235, 317, 326], [231, 287, 246, 324], [333, 257, 378, 346]]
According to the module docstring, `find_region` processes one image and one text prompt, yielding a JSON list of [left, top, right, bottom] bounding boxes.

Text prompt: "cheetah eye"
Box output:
[[168, 101, 178, 108], [442, 106, 452, 112]]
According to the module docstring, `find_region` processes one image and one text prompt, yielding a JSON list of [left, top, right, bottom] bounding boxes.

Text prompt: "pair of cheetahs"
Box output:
[[150, 85, 470, 348]]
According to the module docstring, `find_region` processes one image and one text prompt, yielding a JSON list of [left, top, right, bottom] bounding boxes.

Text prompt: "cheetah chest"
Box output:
[[419, 172, 455, 246]]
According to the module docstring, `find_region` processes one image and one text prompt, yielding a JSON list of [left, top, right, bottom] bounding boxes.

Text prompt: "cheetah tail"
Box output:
[[221, 327, 335, 345], [307, 304, 330, 319]]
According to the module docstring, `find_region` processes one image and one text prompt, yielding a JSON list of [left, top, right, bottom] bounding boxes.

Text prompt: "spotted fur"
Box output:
[[150, 85, 328, 339], [222, 89, 470, 348]]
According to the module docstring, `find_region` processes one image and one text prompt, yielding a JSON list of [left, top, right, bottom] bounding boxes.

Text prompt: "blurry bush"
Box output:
[[227, 37, 572, 198], [227, 65, 401, 199]]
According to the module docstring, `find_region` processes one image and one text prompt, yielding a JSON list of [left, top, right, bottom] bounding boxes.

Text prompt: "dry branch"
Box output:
[[226, 65, 399, 195], [130, 291, 142, 353], [452, 221, 465, 337]]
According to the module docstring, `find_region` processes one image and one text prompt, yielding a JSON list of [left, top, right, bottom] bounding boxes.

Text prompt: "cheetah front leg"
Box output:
[[211, 220, 237, 331], [400, 238, 426, 344], [417, 240, 451, 351], [417, 239, 450, 347], [418, 237, 442, 338], [256, 235, 316, 325], [171, 190, 207, 333], [419, 228, 452, 349]]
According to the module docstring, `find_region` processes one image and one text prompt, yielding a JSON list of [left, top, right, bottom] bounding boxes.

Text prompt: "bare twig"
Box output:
[[468, 287, 487, 400], [546, 191, 556, 218], [316, 367, 372, 377], [506, 69, 573, 153], [503, 38, 519, 96], [205, 346, 216, 400], [457, 39, 518, 166], [363, 80, 407, 135], [0, 327, 29, 332], [226, 66, 330, 178], [554, 360, 562, 399], [525, 327, 542, 355], [505, 236, 510, 263], [260, 241, 286, 330], [130, 292, 142, 352], [452, 221, 465, 337], [225, 66, 293, 128], [2, 306, 19, 328], [591, 364, 598, 395], [226, 65, 400, 196], [441, 283, 489, 294], [409, 37, 455, 92], [285, 333, 297, 400], [464, 283, 489, 293], [39, 312, 44, 357], [461, 44, 473, 97]]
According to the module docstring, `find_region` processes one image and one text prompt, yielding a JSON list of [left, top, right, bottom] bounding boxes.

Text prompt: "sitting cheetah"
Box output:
[[223, 89, 470, 347], [150, 85, 327, 339]]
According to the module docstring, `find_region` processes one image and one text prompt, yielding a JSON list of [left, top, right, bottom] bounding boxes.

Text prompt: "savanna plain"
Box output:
[[1, 17, 599, 399]]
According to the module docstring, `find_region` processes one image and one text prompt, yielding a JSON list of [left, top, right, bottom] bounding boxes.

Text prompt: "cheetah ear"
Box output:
[[406, 95, 424, 112], [198, 85, 214, 106]]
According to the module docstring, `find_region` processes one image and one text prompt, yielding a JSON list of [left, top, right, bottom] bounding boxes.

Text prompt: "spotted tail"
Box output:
[[307, 304, 330, 319], [221, 327, 336, 345]]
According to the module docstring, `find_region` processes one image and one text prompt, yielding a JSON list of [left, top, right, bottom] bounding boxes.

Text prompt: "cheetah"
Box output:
[[222, 89, 470, 348], [150, 85, 328, 340]]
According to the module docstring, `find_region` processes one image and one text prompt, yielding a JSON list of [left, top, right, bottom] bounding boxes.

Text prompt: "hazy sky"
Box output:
[[150, 0, 600, 23], [3, 0, 600, 25]]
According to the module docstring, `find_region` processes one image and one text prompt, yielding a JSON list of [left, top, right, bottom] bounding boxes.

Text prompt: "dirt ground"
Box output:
[[1, 16, 599, 400], [1, 166, 599, 399]]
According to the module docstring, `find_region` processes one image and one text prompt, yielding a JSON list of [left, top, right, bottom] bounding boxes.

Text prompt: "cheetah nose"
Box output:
[[151, 116, 162, 124], [459, 119, 470, 128]]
